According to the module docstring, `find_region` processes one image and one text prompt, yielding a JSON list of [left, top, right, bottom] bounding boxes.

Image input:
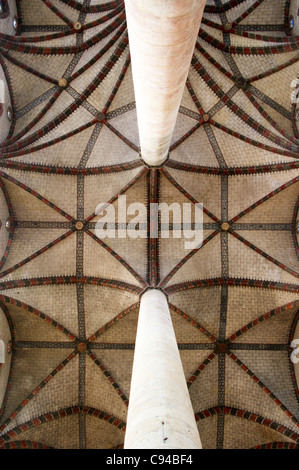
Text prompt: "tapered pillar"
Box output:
[[124, 289, 202, 449], [125, 0, 207, 167]]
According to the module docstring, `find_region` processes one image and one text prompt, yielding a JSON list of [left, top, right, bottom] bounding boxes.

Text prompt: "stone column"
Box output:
[[124, 289, 202, 449], [124, 0, 207, 167]]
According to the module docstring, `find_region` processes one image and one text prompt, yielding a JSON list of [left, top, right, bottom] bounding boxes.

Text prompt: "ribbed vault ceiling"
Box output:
[[0, 0, 298, 449]]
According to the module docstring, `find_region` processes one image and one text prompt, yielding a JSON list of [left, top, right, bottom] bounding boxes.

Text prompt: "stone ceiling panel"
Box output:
[[85, 355, 128, 422], [0, 284, 79, 337], [83, 285, 138, 340], [226, 286, 299, 339], [11, 414, 80, 449], [92, 349, 134, 400], [223, 414, 295, 449], [85, 415, 125, 450], [189, 356, 219, 412], [169, 287, 221, 339], [1, 348, 73, 424], [225, 354, 298, 433], [5, 354, 79, 433], [235, 350, 299, 420]]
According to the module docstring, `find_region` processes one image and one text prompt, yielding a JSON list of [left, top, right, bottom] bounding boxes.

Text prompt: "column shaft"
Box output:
[[124, 289, 202, 449], [125, 0, 207, 166]]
